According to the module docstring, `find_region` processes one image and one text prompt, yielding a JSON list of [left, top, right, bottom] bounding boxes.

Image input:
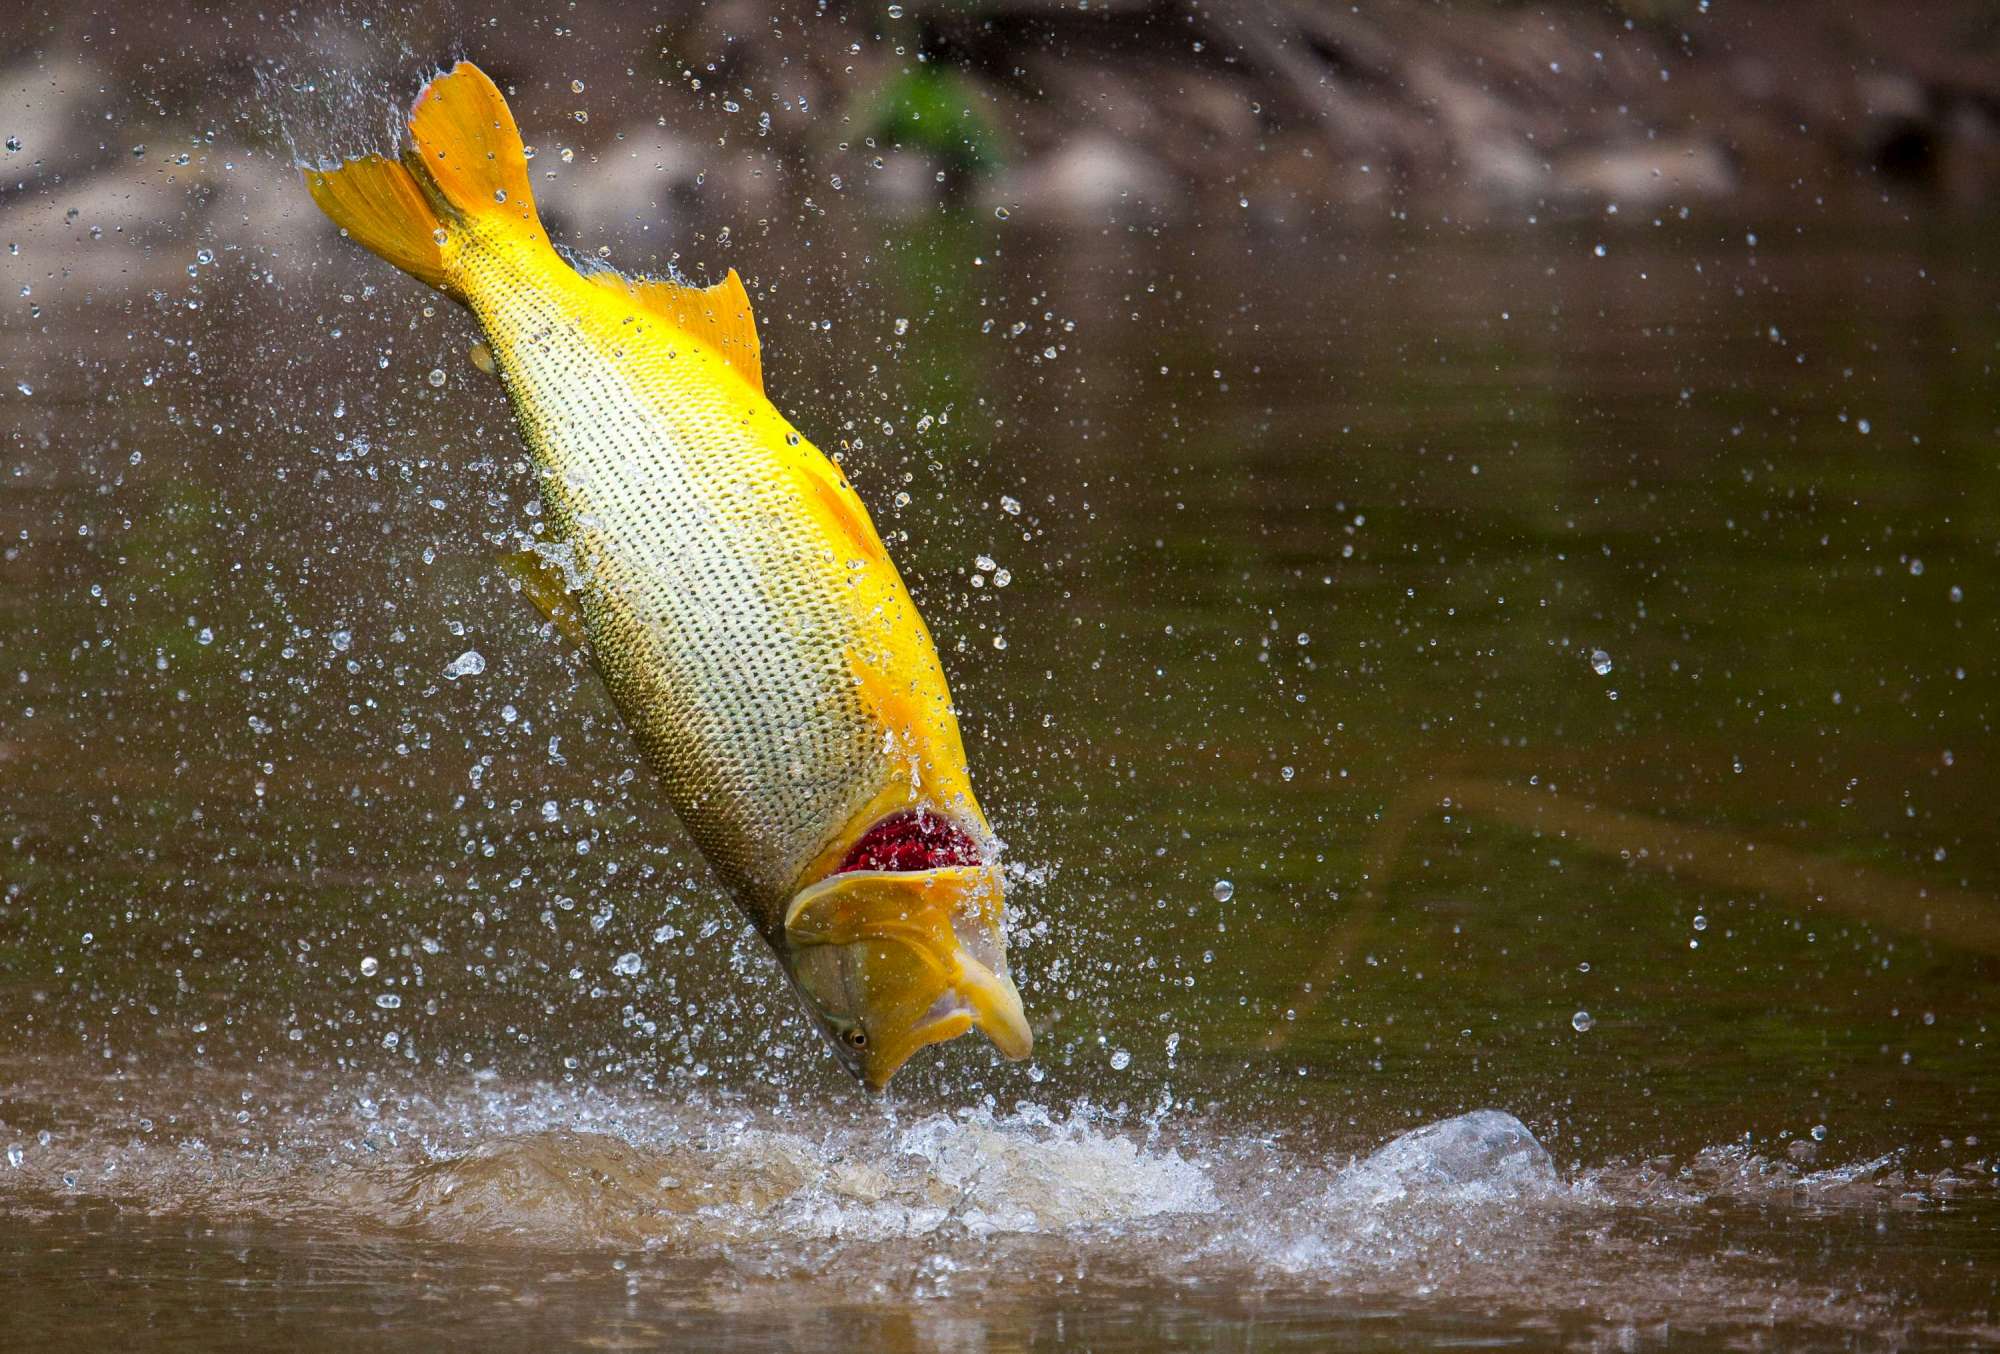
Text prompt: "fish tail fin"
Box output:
[[303, 61, 548, 298], [304, 153, 454, 294], [402, 61, 549, 249]]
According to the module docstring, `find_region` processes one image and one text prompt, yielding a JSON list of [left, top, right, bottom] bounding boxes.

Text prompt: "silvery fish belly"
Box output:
[[303, 61, 1031, 1087], [484, 278, 875, 914]]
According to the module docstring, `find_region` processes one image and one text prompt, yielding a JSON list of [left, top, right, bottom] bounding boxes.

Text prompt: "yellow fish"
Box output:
[[304, 62, 1030, 1088]]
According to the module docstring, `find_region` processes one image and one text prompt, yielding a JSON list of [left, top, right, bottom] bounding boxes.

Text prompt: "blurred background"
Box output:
[[2, 2, 1997, 1349]]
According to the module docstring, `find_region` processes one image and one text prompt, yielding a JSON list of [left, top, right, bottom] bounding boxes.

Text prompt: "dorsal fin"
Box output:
[[587, 267, 762, 392]]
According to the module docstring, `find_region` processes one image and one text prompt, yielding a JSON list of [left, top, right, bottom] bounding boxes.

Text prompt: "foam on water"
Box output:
[[0, 1055, 1990, 1341]]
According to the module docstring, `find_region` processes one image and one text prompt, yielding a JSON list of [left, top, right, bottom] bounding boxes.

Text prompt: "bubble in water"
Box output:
[[1109, 1048, 1131, 1071], [330, 629, 352, 653], [1590, 648, 1613, 676], [613, 952, 644, 976], [427, 367, 447, 388], [1212, 878, 1234, 903], [443, 649, 486, 680], [359, 956, 379, 977], [1571, 1009, 1595, 1032]]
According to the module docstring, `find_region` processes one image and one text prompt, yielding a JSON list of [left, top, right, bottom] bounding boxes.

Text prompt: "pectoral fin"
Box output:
[[501, 547, 589, 651]]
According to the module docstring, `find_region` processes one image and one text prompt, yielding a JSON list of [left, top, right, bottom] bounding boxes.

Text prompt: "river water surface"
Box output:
[[2, 45, 1998, 1352]]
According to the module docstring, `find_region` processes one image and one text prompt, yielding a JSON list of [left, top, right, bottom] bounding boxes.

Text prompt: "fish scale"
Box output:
[[303, 60, 1031, 1086], [465, 248, 884, 919]]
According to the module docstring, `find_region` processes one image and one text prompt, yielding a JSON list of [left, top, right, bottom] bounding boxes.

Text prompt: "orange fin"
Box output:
[[303, 153, 450, 293], [303, 61, 547, 297], [404, 60, 548, 247], [586, 268, 763, 392]]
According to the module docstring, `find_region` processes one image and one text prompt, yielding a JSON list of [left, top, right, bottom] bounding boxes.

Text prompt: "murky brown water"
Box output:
[[3, 26, 1999, 1353]]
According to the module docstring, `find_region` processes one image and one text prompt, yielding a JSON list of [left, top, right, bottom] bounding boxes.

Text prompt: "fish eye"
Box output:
[[843, 1027, 868, 1049]]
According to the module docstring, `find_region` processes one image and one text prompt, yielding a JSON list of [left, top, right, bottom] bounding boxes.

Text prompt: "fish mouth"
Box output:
[[783, 811, 1031, 1089]]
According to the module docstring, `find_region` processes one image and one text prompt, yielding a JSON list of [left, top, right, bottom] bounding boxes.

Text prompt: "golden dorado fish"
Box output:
[[304, 62, 1030, 1088]]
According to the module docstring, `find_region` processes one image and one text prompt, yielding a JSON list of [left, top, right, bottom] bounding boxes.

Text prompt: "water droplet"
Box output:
[[330, 629, 352, 653], [893, 317, 909, 336], [1572, 1010, 1595, 1032], [542, 800, 560, 822], [975, 554, 996, 572], [1593, 243, 1606, 257], [443, 649, 486, 680], [196, 627, 215, 646], [1810, 1123, 1827, 1141], [1000, 495, 1022, 516], [374, 993, 401, 1009], [991, 634, 1007, 650], [3, 137, 19, 153], [1212, 878, 1234, 903], [613, 952, 644, 976], [993, 568, 1011, 587], [571, 79, 586, 94], [5, 1144, 21, 1168], [560, 147, 575, 164], [195, 248, 214, 265], [1909, 558, 1924, 576], [887, 2, 904, 15], [433, 228, 449, 245], [427, 367, 446, 387], [993, 205, 1011, 221], [1109, 1048, 1131, 1070], [359, 956, 379, 977], [1692, 914, 1707, 931], [493, 188, 507, 203], [1590, 648, 1613, 676]]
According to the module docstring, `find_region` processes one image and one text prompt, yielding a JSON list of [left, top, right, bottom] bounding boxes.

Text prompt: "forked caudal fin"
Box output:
[[303, 61, 765, 391], [303, 61, 549, 299]]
